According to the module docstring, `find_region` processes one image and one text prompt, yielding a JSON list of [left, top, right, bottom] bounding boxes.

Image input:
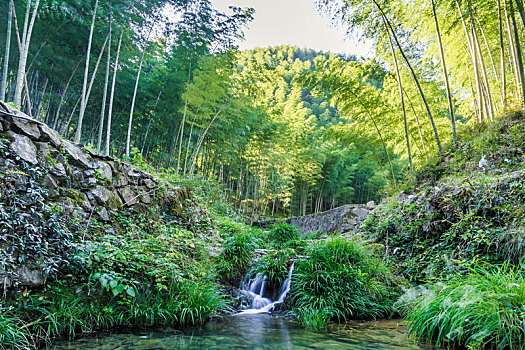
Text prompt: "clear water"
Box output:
[[52, 315, 434, 349]]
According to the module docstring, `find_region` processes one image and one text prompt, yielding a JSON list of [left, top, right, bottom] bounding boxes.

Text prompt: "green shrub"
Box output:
[[268, 223, 299, 246], [400, 263, 525, 350], [216, 231, 260, 282], [291, 237, 401, 327]]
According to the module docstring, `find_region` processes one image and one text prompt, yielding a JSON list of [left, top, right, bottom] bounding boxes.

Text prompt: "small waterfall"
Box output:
[[237, 263, 294, 315]]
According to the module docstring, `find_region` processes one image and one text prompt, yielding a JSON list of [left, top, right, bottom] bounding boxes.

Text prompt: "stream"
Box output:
[[53, 266, 434, 349], [53, 315, 433, 349]]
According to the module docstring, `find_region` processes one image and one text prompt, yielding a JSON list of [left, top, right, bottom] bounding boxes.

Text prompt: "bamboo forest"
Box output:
[[1, 0, 525, 349]]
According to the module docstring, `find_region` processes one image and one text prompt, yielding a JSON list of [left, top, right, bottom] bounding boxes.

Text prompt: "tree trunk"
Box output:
[[432, 0, 456, 142], [1, 0, 13, 101], [177, 62, 193, 173], [455, 0, 482, 121], [75, 0, 99, 144], [125, 16, 157, 157], [98, 18, 112, 152], [106, 29, 123, 156], [505, 0, 522, 102], [476, 16, 499, 87], [10, 0, 33, 117], [468, 2, 495, 121], [511, 0, 525, 108], [499, 0, 507, 108], [53, 58, 82, 129], [189, 102, 228, 174], [374, 1, 443, 159], [515, 0, 525, 27], [384, 18, 412, 171], [403, 88, 428, 161], [141, 78, 167, 154]]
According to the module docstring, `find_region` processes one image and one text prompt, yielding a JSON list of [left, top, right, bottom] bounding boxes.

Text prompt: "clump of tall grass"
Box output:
[[291, 237, 401, 327], [0, 307, 33, 349], [400, 263, 525, 350], [216, 231, 260, 282], [268, 223, 299, 246]]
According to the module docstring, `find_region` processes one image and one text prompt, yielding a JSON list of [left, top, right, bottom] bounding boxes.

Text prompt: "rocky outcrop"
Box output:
[[0, 102, 192, 288], [288, 202, 375, 235]]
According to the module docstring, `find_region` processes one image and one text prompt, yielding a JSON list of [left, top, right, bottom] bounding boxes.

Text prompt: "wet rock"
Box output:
[[84, 169, 95, 177], [9, 132, 38, 165], [60, 198, 75, 216], [289, 204, 372, 235], [366, 201, 375, 209], [107, 193, 123, 210], [80, 193, 93, 212], [352, 207, 370, 221], [84, 177, 97, 187], [11, 119, 41, 140], [63, 140, 94, 169], [132, 203, 149, 214]]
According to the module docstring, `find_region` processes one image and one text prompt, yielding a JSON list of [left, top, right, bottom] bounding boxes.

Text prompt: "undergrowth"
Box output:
[[291, 237, 402, 328], [398, 263, 525, 350]]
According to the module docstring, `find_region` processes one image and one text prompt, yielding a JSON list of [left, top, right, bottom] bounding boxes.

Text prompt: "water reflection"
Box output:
[[53, 315, 434, 349]]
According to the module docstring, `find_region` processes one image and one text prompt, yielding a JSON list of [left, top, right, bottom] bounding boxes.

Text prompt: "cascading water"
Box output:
[[237, 263, 294, 315]]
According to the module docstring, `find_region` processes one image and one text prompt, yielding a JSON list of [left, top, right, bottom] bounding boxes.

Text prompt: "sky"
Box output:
[[210, 0, 373, 57]]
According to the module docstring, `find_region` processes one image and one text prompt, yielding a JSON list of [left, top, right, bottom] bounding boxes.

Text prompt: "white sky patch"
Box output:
[[210, 0, 373, 57]]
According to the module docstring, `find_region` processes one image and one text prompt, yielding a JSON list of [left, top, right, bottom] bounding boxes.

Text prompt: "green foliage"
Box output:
[[268, 223, 299, 246], [0, 182, 229, 346], [291, 237, 402, 327], [215, 230, 260, 283], [6, 275, 229, 346], [0, 141, 74, 287], [362, 113, 525, 282], [292, 307, 332, 330], [0, 306, 33, 349], [399, 263, 525, 350], [251, 250, 292, 287]]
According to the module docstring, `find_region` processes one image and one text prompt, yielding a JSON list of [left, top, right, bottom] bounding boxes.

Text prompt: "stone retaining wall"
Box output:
[[0, 102, 191, 287], [288, 203, 375, 235]]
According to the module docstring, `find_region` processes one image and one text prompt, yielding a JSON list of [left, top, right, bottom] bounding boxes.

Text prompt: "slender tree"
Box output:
[[75, 0, 99, 143], [53, 58, 82, 129], [510, 0, 525, 108], [1, 0, 13, 101], [384, 19, 412, 171], [374, 2, 443, 159], [499, 0, 507, 108], [98, 18, 112, 152], [432, 0, 456, 143], [106, 29, 123, 156], [13, 0, 40, 108], [125, 15, 158, 157]]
